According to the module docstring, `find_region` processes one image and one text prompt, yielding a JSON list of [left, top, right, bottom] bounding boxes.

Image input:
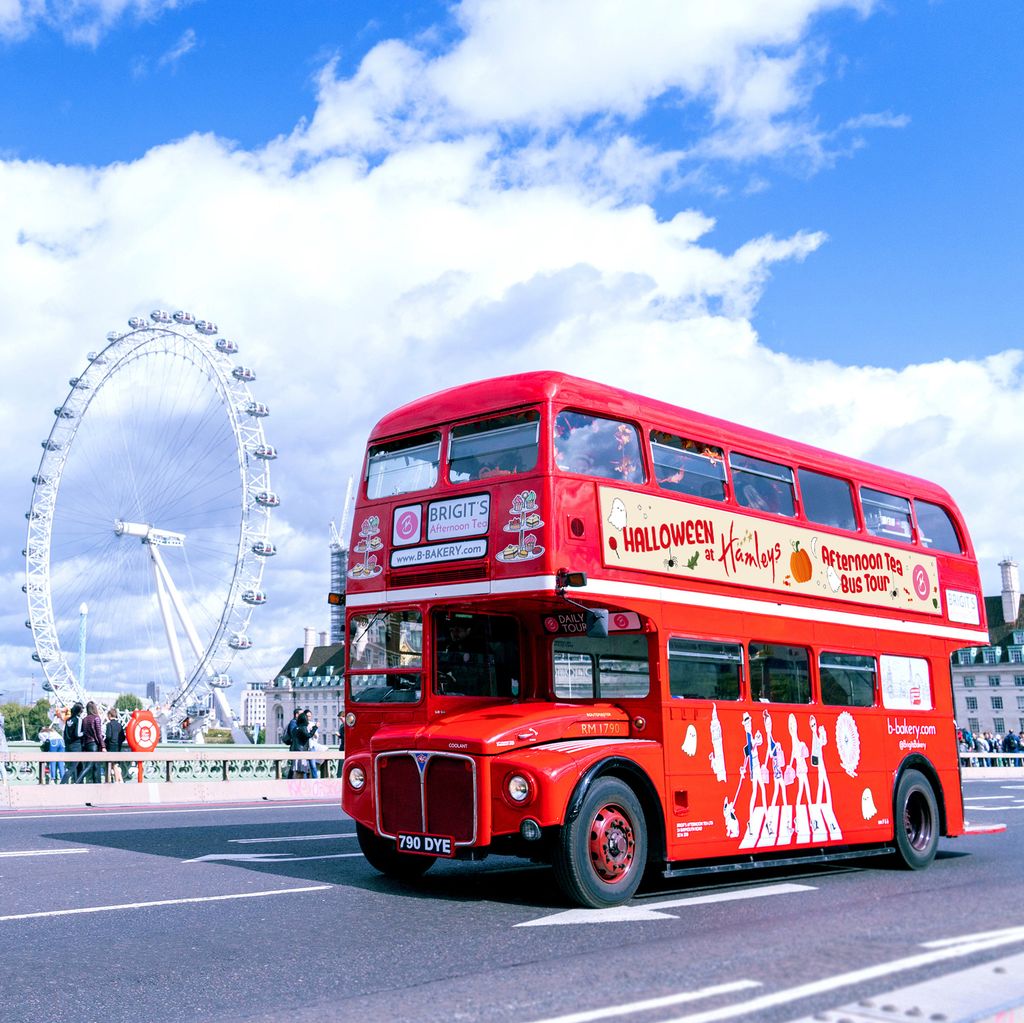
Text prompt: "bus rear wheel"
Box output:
[[893, 769, 939, 870], [553, 777, 647, 908], [356, 823, 436, 880]]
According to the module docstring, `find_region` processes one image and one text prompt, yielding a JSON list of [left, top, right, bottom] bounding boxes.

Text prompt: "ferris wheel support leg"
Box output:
[[149, 543, 210, 668], [150, 544, 251, 742], [150, 546, 187, 688]]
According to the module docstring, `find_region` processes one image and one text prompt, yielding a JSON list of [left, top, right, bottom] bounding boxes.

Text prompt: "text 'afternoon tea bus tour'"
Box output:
[[337, 371, 992, 908]]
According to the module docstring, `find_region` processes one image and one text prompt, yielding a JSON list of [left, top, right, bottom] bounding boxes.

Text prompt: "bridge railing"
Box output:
[[0, 744, 345, 786], [958, 750, 1024, 769]]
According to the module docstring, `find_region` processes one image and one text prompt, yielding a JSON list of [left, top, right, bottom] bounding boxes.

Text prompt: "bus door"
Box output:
[[663, 638, 747, 858]]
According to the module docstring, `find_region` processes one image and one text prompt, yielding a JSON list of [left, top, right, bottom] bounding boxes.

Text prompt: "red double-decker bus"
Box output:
[[339, 371, 990, 907]]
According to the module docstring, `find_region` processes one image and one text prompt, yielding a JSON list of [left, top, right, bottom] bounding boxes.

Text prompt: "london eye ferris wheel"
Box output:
[[24, 310, 278, 725]]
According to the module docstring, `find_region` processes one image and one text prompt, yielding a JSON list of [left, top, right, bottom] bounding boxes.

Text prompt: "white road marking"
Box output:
[[516, 882, 814, 927], [185, 852, 363, 863], [229, 832, 356, 844], [0, 885, 332, 923], [922, 924, 1024, 949], [0, 848, 89, 858], [523, 980, 761, 1023], [653, 926, 1024, 1023], [0, 803, 338, 822]]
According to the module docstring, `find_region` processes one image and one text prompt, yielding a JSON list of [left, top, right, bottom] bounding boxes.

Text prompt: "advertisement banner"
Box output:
[[599, 486, 941, 616]]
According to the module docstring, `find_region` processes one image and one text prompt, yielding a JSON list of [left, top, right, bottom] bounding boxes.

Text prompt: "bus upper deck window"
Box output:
[[650, 432, 726, 501], [554, 411, 644, 483], [731, 453, 796, 517], [914, 499, 963, 553], [449, 411, 540, 483], [366, 432, 440, 498], [861, 487, 912, 542], [798, 468, 857, 530]]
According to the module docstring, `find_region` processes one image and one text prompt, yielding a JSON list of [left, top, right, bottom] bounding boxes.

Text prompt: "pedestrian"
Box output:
[[290, 710, 317, 779], [81, 701, 106, 783], [337, 708, 346, 776], [282, 708, 300, 777], [104, 709, 127, 783], [63, 702, 84, 783], [46, 719, 67, 784]]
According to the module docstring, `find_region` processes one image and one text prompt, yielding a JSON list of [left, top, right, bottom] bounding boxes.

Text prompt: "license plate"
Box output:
[[396, 832, 455, 857]]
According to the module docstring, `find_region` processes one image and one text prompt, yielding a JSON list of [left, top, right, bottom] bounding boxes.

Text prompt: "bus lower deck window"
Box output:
[[749, 643, 811, 704], [669, 638, 742, 700]]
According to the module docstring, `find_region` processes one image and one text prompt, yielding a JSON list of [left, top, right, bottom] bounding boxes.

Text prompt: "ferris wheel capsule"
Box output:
[[232, 367, 256, 382], [87, 351, 106, 363], [106, 331, 124, 343], [41, 439, 61, 451], [195, 320, 218, 335], [151, 310, 172, 323], [173, 311, 196, 325], [252, 540, 276, 556], [242, 590, 267, 605], [228, 634, 252, 650], [254, 491, 280, 507], [216, 338, 239, 354], [128, 316, 147, 329], [209, 673, 232, 688], [245, 401, 269, 418], [253, 444, 277, 460], [32, 475, 49, 485], [69, 377, 90, 389], [54, 407, 75, 419]]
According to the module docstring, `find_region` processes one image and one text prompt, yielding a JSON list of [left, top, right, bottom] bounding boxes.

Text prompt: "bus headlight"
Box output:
[[344, 712, 356, 728], [348, 765, 366, 790], [506, 773, 532, 804]]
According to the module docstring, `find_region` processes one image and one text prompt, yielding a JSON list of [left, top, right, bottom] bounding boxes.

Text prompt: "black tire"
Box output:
[[892, 769, 939, 870], [553, 776, 647, 908], [356, 823, 436, 880]]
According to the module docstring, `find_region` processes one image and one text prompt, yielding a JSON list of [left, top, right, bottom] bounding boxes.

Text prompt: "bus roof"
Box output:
[[369, 370, 958, 507]]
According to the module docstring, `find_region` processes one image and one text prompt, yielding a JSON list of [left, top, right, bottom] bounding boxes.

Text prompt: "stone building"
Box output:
[[951, 558, 1024, 739], [265, 628, 345, 746]]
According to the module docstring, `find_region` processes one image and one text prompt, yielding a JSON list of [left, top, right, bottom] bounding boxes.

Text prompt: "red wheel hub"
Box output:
[[588, 803, 636, 883]]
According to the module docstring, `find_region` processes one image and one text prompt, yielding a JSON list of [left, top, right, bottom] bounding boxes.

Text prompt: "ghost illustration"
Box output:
[[723, 797, 740, 838], [682, 724, 697, 757], [607, 497, 628, 531], [861, 788, 877, 820], [826, 566, 841, 593]]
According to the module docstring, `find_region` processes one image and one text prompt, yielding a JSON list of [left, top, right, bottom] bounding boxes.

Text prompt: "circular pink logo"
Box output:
[[912, 564, 930, 600], [396, 511, 418, 541], [613, 613, 629, 630], [543, 616, 559, 633]]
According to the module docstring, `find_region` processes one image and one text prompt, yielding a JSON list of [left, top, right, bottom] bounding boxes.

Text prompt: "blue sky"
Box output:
[[3, 0, 1019, 367], [1, 0, 1021, 703]]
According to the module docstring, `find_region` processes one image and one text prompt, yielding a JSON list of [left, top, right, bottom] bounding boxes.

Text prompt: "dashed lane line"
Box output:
[[0, 848, 89, 858], [523, 981, 761, 1023], [229, 832, 356, 843], [0, 885, 332, 923]]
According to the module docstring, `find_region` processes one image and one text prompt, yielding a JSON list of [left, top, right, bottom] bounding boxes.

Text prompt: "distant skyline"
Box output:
[[1, 0, 1021, 703]]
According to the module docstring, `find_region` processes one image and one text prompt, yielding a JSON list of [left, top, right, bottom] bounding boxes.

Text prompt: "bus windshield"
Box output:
[[434, 612, 521, 698]]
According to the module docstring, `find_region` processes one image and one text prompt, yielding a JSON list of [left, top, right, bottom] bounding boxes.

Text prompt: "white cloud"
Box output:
[[156, 25, 195, 69], [1, 0, 1019, 705], [0, 0, 184, 45]]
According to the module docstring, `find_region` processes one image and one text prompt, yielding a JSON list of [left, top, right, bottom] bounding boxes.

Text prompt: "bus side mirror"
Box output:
[[586, 609, 609, 638]]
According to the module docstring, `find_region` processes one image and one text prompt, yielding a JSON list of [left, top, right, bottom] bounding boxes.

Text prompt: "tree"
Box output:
[[115, 693, 143, 713], [1, 699, 51, 742]]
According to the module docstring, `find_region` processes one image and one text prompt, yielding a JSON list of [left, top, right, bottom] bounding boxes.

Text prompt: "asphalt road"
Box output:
[[1, 779, 1021, 1023]]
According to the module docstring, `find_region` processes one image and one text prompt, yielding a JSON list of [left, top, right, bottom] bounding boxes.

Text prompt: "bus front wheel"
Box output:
[[892, 769, 939, 870], [553, 777, 647, 908], [356, 823, 436, 880]]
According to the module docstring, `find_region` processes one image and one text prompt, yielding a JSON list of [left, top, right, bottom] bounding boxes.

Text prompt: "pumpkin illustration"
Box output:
[[790, 540, 813, 583]]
